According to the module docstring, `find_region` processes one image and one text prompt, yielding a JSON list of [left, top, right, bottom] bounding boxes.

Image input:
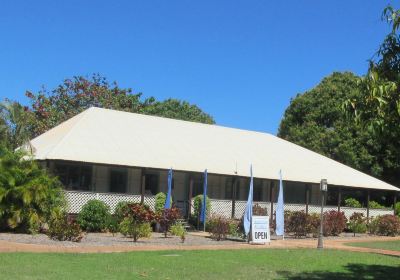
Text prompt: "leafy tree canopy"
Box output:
[[278, 72, 389, 181], [25, 74, 215, 137], [344, 5, 400, 186]]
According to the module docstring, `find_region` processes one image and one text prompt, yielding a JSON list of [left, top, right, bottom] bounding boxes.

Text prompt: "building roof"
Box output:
[[29, 107, 399, 191]]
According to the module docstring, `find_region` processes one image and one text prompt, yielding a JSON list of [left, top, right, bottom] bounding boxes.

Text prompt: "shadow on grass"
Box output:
[[278, 263, 400, 280]]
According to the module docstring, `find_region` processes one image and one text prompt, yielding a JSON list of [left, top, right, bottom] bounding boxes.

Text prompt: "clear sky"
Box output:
[[0, 1, 398, 134]]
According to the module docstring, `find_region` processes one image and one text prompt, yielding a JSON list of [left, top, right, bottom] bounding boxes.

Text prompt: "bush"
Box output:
[[286, 211, 309, 237], [114, 201, 129, 223], [193, 195, 211, 221], [348, 212, 367, 236], [369, 215, 400, 236], [119, 218, 152, 239], [107, 216, 119, 236], [323, 210, 347, 236], [253, 203, 268, 216], [0, 147, 65, 233], [208, 214, 230, 241], [344, 198, 362, 208], [368, 201, 385, 209], [77, 200, 111, 232], [158, 207, 181, 237], [228, 219, 242, 238], [120, 203, 155, 242], [395, 202, 400, 216], [155, 192, 172, 213], [308, 213, 320, 237], [47, 210, 83, 242], [170, 222, 185, 236]]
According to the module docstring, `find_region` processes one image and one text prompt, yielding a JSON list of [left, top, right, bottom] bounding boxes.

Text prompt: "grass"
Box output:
[[346, 240, 400, 252], [0, 249, 399, 279]]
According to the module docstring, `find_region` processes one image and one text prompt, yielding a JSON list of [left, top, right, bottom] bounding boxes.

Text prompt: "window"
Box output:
[[254, 179, 263, 201], [54, 163, 92, 191], [225, 177, 233, 200], [109, 169, 128, 193], [145, 174, 159, 195]]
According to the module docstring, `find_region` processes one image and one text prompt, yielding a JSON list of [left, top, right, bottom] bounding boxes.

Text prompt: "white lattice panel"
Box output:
[[234, 200, 247, 219], [340, 207, 367, 219], [307, 205, 338, 215], [369, 208, 393, 218], [283, 203, 307, 212], [210, 199, 231, 218], [65, 191, 142, 213], [144, 195, 156, 211]]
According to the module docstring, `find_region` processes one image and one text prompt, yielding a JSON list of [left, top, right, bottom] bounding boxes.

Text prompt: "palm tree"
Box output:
[[0, 101, 33, 149], [0, 147, 64, 232]]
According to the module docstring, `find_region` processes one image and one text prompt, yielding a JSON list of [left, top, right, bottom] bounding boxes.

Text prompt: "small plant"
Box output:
[[107, 216, 119, 236], [121, 203, 155, 242], [323, 210, 347, 236], [119, 218, 152, 239], [228, 219, 242, 238], [253, 204, 268, 216], [208, 214, 230, 241], [344, 198, 362, 208], [286, 211, 309, 237], [159, 207, 181, 237], [348, 212, 367, 236], [368, 201, 385, 209], [114, 201, 129, 223], [192, 195, 211, 222], [47, 210, 83, 242], [395, 202, 400, 216], [170, 222, 185, 237], [369, 215, 400, 236], [308, 213, 320, 237], [155, 192, 172, 213], [77, 200, 111, 232]]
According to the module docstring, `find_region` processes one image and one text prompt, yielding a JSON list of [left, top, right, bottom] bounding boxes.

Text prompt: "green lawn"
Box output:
[[0, 249, 399, 279], [346, 240, 400, 252]]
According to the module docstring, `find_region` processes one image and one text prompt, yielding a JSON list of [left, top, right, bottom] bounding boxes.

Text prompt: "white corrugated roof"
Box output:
[[29, 107, 399, 191]]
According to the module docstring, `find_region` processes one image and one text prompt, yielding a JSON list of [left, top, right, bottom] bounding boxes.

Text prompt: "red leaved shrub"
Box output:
[[323, 210, 347, 236], [370, 215, 400, 236]]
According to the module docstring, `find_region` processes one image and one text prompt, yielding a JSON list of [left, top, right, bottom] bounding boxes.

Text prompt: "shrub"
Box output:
[[107, 216, 119, 236], [47, 210, 83, 242], [119, 218, 152, 239], [286, 211, 309, 237], [155, 192, 172, 213], [170, 222, 185, 237], [344, 198, 362, 208], [158, 207, 181, 237], [228, 219, 242, 238], [77, 200, 111, 232], [208, 214, 230, 241], [193, 195, 211, 221], [253, 204, 268, 216], [114, 201, 129, 223], [308, 213, 320, 237], [121, 203, 155, 242], [368, 201, 385, 209], [395, 202, 400, 216], [370, 215, 400, 236], [323, 210, 347, 236], [348, 212, 367, 236], [0, 147, 65, 233]]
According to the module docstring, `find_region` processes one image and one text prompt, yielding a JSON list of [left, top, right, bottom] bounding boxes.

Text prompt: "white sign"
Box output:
[[252, 215, 270, 244]]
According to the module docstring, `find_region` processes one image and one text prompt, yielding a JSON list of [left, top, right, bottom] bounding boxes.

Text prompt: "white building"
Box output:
[[27, 107, 399, 219]]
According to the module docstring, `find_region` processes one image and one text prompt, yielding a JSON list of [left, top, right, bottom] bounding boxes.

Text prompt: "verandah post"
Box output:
[[305, 184, 310, 215], [338, 187, 341, 212], [231, 177, 237, 219], [140, 168, 146, 204], [366, 190, 370, 223], [270, 181, 275, 225], [188, 174, 194, 218], [394, 192, 397, 215]]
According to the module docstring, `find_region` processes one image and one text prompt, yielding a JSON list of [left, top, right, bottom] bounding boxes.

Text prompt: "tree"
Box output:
[[344, 6, 400, 185], [278, 72, 386, 179], [25, 74, 214, 137], [0, 146, 65, 233], [0, 101, 34, 149]]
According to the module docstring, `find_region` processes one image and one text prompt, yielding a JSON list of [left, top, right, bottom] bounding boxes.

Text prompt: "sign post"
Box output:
[[251, 215, 270, 244]]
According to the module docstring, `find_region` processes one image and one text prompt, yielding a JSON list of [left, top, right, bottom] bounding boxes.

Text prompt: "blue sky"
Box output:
[[0, 1, 398, 134]]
